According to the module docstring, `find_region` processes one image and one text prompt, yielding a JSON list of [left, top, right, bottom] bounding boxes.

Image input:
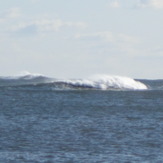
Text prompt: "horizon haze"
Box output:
[[0, 0, 163, 79]]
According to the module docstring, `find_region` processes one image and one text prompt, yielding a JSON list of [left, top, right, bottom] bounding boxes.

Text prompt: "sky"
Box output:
[[0, 0, 163, 79]]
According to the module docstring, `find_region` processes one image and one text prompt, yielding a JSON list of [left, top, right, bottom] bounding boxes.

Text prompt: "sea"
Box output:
[[0, 73, 163, 163]]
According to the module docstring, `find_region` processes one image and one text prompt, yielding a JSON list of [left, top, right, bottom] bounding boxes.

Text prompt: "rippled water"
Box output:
[[0, 87, 163, 163]]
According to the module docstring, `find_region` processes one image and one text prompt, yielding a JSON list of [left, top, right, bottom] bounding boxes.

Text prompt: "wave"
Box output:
[[58, 75, 148, 90], [0, 73, 149, 90], [1, 71, 49, 80], [0, 72, 53, 87]]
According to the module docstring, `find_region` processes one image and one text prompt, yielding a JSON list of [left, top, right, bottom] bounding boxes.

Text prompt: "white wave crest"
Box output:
[[15, 71, 46, 79], [0, 73, 148, 90], [61, 75, 148, 90], [0, 71, 46, 80]]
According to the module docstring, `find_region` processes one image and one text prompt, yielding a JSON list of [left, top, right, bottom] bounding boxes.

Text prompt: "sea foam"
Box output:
[[59, 75, 148, 90], [0, 73, 148, 90]]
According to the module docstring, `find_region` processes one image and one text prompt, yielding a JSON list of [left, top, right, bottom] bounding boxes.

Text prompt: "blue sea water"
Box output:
[[0, 74, 163, 163]]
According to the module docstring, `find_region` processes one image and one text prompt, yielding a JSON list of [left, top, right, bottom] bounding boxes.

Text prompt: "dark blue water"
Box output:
[[0, 76, 163, 162]]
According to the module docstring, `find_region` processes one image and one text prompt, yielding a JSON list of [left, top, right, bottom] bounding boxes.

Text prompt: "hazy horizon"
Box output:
[[0, 0, 163, 79]]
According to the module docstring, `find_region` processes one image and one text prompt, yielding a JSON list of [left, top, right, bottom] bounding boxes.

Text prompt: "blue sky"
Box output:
[[0, 0, 163, 79]]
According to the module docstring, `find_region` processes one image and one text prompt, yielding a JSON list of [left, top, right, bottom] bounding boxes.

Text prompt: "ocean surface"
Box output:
[[0, 73, 163, 163]]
